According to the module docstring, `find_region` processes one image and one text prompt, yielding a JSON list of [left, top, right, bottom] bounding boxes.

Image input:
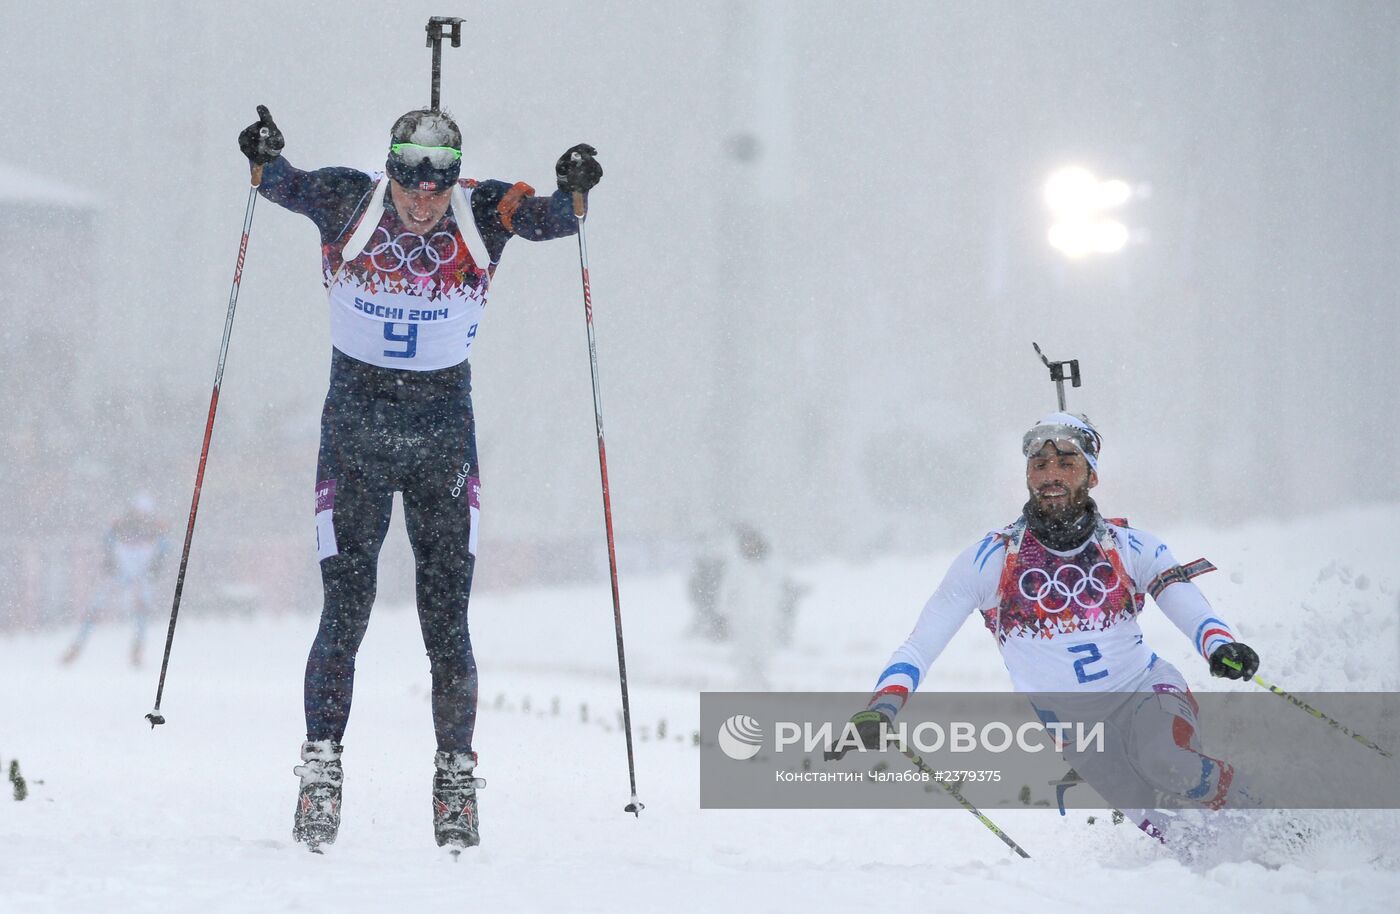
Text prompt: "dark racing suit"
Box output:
[[258, 156, 578, 751]]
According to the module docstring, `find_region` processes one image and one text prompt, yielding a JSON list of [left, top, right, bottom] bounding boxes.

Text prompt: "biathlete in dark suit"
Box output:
[[238, 105, 601, 852]]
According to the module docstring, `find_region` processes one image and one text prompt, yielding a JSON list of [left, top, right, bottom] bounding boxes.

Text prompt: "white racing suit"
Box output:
[[867, 515, 1248, 836]]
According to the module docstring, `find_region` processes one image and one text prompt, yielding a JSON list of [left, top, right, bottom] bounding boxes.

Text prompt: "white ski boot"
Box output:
[[432, 750, 485, 851], [292, 740, 343, 852]]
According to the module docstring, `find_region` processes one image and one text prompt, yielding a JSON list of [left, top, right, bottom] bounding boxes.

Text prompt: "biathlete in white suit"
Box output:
[[237, 105, 602, 852], [837, 413, 1262, 837]]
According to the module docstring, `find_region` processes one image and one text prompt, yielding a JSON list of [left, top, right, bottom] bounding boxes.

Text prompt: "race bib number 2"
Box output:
[[1068, 642, 1109, 684]]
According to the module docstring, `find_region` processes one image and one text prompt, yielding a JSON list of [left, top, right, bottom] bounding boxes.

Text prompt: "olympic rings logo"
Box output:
[[1018, 562, 1121, 613], [367, 228, 460, 277]]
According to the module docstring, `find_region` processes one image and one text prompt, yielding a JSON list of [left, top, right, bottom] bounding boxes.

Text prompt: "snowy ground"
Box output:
[[3, 504, 1399, 912]]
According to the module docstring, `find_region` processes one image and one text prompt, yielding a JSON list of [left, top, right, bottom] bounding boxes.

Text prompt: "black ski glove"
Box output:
[[823, 709, 893, 761], [556, 143, 602, 193], [1209, 642, 1260, 680], [238, 105, 285, 166]]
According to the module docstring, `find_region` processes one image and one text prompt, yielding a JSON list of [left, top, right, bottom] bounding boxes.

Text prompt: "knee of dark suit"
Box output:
[[324, 548, 380, 572], [417, 553, 472, 575], [323, 569, 377, 594], [314, 614, 367, 649]]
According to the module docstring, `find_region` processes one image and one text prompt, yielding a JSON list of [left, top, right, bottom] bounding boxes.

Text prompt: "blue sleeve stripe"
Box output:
[[870, 700, 901, 718], [1193, 617, 1226, 646], [1202, 635, 1232, 653], [877, 662, 921, 691], [976, 539, 1007, 571]]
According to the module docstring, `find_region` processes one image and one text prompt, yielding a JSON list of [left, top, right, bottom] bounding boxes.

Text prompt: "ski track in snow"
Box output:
[[2, 504, 1398, 912]]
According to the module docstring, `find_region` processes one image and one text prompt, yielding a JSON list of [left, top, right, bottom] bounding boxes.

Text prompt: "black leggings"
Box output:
[[304, 351, 480, 751]]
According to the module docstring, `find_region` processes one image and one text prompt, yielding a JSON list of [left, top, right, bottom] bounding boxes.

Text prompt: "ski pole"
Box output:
[[901, 748, 1031, 858], [145, 162, 265, 729], [1219, 658, 1394, 760], [571, 191, 643, 816]]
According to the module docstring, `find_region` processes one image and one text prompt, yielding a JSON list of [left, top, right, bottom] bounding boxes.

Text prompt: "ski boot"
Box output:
[[432, 750, 486, 850], [292, 740, 343, 852]]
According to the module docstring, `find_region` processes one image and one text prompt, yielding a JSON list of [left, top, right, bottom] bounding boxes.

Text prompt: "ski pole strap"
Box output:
[[1146, 558, 1217, 600], [1223, 665, 1396, 760]]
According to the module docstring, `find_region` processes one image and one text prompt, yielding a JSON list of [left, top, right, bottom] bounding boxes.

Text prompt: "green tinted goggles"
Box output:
[[389, 143, 463, 167]]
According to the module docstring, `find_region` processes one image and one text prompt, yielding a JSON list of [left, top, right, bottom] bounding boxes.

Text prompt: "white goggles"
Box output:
[[1022, 423, 1101, 468]]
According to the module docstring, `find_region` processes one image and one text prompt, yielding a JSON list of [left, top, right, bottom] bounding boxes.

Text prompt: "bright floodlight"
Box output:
[[1045, 166, 1133, 259], [1046, 218, 1129, 259], [1043, 167, 1099, 213]]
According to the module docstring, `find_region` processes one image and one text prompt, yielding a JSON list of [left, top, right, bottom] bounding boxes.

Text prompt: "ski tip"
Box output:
[[145, 710, 166, 729]]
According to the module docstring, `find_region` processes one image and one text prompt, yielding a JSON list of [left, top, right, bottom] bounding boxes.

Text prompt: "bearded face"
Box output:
[[1025, 441, 1098, 523]]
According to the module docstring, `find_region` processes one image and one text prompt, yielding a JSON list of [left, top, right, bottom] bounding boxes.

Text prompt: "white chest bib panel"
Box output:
[[326, 178, 495, 371]]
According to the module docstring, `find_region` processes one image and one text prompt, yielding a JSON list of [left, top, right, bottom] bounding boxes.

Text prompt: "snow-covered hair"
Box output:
[[389, 109, 462, 149]]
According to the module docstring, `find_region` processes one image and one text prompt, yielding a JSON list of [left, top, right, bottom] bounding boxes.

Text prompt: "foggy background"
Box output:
[[4, 1, 1398, 625]]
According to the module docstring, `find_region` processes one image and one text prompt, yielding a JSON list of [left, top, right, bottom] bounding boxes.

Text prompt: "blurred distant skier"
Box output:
[[685, 529, 729, 641], [61, 494, 169, 668], [238, 105, 601, 852], [722, 523, 792, 688], [833, 413, 1262, 840]]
